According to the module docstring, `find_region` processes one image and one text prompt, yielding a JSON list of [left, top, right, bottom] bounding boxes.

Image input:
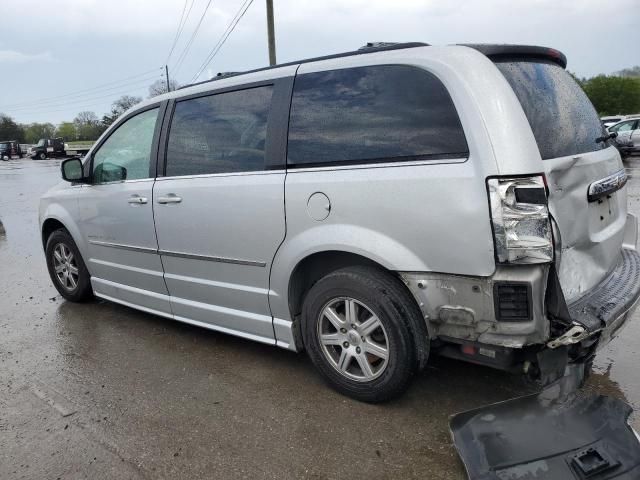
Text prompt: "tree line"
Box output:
[[0, 79, 178, 144], [573, 66, 640, 116]]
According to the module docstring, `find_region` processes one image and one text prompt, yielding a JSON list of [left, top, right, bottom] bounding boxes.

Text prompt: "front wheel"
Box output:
[[45, 229, 93, 301], [301, 266, 426, 402], [38, 152, 46, 160]]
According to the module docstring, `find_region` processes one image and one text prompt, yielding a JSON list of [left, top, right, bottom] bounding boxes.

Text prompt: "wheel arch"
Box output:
[[287, 250, 384, 321], [40, 208, 88, 269], [41, 217, 67, 249]]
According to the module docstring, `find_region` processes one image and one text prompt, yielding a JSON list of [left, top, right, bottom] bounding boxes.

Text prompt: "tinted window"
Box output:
[[166, 86, 273, 177], [287, 65, 468, 166], [92, 108, 158, 183], [495, 61, 606, 160]]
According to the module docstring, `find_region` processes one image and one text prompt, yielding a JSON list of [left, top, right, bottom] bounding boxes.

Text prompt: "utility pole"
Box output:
[[266, 0, 276, 66], [165, 65, 171, 92]]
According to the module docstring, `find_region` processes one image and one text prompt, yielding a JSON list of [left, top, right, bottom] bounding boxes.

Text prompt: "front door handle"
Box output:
[[157, 194, 182, 204], [128, 195, 148, 205]]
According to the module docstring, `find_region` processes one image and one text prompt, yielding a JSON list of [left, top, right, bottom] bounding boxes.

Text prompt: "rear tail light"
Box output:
[[487, 175, 553, 264]]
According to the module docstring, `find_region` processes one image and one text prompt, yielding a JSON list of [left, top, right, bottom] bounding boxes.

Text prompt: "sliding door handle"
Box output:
[[157, 194, 182, 204], [127, 195, 148, 205]]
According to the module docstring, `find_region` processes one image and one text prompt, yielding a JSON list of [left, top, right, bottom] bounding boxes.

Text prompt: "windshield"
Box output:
[[495, 60, 606, 160], [36, 139, 45, 147], [0, 143, 9, 149]]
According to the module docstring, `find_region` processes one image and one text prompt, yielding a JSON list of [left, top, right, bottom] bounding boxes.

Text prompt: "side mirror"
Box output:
[[93, 162, 127, 183], [61, 158, 85, 182]]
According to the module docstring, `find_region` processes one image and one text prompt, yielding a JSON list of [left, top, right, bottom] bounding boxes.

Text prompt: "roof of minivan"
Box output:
[[132, 42, 567, 113], [177, 42, 567, 91]]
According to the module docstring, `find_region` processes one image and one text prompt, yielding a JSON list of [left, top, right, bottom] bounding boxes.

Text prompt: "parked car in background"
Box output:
[[30, 138, 92, 159], [602, 115, 625, 128], [40, 43, 638, 403], [608, 119, 640, 157], [602, 114, 640, 129], [0, 140, 24, 160]]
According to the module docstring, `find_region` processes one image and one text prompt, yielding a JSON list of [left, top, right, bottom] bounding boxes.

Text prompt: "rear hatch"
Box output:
[[492, 55, 626, 303]]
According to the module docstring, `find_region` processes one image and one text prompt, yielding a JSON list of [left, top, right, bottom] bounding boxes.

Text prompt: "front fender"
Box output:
[[39, 194, 87, 266]]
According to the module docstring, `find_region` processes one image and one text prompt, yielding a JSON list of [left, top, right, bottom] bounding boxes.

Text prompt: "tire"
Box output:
[[38, 152, 47, 160], [45, 229, 93, 302], [301, 265, 427, 402]]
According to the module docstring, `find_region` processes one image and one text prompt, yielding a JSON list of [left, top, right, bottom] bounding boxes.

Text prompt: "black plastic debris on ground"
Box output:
[[451, 369, 640, 479]]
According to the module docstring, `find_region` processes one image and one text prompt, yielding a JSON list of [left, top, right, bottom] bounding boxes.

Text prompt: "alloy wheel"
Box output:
[[52, 243, 79, 291], [317, 297, 389, 382]]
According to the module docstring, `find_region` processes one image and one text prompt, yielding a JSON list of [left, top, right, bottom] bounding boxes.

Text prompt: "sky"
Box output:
[[0, 0, 638, 124]]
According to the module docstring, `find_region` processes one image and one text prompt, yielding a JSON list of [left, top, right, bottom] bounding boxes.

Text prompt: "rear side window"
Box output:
[[495, 61, 606, 160], [166, 86, 273, 177], [287, 65, 468, 166]]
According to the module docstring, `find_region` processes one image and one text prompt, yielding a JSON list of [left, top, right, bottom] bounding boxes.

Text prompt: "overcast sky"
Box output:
[[1, 0, 638, 124]]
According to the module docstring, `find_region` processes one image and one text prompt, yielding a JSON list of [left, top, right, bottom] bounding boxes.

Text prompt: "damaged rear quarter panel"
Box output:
[[401, 265, 549, 348]]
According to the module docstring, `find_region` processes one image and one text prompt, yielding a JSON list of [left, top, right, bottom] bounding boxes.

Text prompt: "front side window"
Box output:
[[92, 108, 159, 183], [165, 86, 273, 177], [287, 65, 468, 166]]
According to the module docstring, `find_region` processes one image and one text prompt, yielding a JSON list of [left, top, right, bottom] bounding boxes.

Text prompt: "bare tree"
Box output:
[[148, 79, 180, 98], [102, 95, 142, 127], [73, 111, 102, 141]]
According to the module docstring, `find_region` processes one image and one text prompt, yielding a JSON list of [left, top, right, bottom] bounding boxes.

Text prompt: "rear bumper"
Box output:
[[566, 247, 640, 349]]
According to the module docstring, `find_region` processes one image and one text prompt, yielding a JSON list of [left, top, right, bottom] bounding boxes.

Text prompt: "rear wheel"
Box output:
[[301, 266, 425, 402], [45, 229, 93, 301]]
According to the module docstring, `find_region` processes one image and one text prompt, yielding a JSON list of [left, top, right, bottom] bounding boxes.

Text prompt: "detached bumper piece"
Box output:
[[451, 390, 640, 479]]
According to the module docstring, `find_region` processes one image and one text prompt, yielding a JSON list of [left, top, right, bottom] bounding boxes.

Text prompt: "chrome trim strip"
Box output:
[[587, 168, 627, 202], [286, 157, 468, 173], [89, 258, 165, 277], [88, 240, 158, 254], [88, 240, 266, 267], [163, 272, 270, 293], [158, 249, 266, 267], [156, 169, 285, 181]]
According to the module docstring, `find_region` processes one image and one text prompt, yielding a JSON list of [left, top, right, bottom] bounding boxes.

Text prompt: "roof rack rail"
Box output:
[[179, 41, 429, 91], [358, 42, 402, 50], [215, 71, 240, 78]]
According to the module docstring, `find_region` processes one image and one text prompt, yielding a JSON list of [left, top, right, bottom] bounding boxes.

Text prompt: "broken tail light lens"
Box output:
[[487, 176, 553, 264]]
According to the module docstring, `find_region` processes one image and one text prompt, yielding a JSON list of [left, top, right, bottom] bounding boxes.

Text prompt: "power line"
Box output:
[[3, 74, 162, 111], [165, 0, 195, 64], [172, 0, 215, 77], [11, 86, 150, 119], [191, 0, 255, 83], [6, 84, 152, 116], [0, 68, 163, 109], [191, 0, 253, 82]]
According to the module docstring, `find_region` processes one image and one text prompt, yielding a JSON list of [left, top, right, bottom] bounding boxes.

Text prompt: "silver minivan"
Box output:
[[40, 43, 640, 402]]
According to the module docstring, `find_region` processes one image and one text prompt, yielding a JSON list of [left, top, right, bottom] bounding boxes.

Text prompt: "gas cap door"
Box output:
[[307, 192, 331, 221]]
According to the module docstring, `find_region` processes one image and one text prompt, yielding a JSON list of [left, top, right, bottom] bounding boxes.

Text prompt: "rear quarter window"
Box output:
[[495, 61, 607, 160], [287, 65, 468, 166]]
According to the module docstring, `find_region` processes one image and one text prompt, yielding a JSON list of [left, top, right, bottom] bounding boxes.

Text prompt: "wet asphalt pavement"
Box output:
[[0, 157, 639, 480]]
